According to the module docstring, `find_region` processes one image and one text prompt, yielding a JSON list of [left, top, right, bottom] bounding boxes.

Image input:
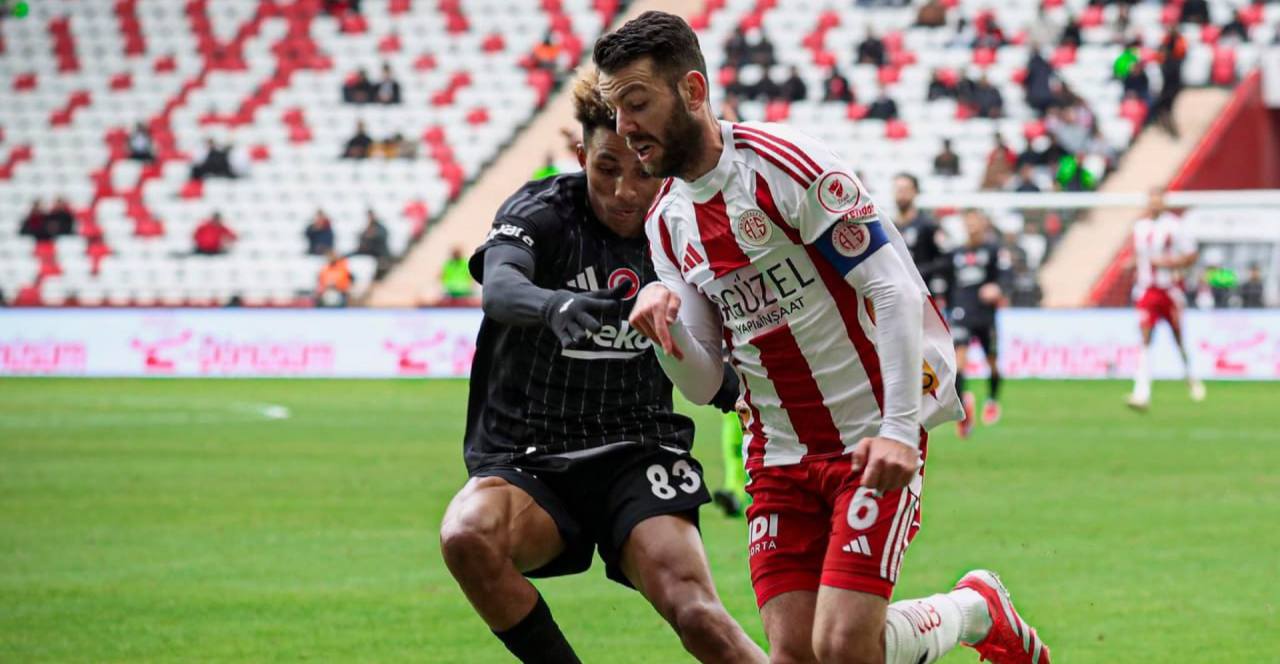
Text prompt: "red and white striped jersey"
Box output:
[[1133, 212, 1195, 295], [647, 121, 961, 471]]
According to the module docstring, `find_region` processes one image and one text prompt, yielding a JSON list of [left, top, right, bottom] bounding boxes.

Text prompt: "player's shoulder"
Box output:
[[644, 176, 686, 229], [496, 172, 586, 228]]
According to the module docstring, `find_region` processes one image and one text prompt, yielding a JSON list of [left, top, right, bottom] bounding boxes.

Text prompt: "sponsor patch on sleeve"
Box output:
[[485, 222, 535, 248], [814, 218, 889, 274]]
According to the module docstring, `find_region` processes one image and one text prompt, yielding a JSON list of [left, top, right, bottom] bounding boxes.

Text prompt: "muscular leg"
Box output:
[[440, 476, 564, 628], [811, 586, 991, 664], [953, 343, 969, 398], [761, 590, 819, 664], [441, 476, 580, 663], [620, 515, 768, 664]]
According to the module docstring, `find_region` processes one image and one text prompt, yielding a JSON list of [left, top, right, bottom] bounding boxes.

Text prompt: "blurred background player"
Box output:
[[948, 209, 1010, 437], [1128, 188, 1205, 410], [711, 390, 749, 518], [439, 68, 762, 664], [892, 173, 951, 303]]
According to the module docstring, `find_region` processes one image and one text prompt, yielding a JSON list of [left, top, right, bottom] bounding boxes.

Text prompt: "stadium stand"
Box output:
[[0, 0, 621, 306], [1, 0, 1275, 307]]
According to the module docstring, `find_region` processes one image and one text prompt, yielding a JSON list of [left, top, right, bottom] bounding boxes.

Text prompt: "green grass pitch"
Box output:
[[1, 378, 1276, 662]]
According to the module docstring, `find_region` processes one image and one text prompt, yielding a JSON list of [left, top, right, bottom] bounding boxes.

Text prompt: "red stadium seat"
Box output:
[[885, 120, 909, 140], [764, 100, 790, 122], [1211, 46, 1237, 85], [13, 72, 36, 91], [1120, 97, 1147, 132], [1023, 120, 1047, 139], [466, 107, 490, 125], [482, 33, 505, 53], [1200, 24, 1221, 45], [1051, 45, 1077, 67], [878, 66, 900, 85], [377, 32, 402, 53], [180, 179, 204, 199], [110, 73, 133, 90], [414, 53, 437, 71], [973, 47, 996, 67], [1080, 5, 1103, 28], [846, 103, 868, 120]]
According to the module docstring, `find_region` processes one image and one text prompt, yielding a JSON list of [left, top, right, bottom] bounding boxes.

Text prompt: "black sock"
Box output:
[[493, 593, 581, 664], [956, 371, 967, 398], [989, 369, 1001, 401]]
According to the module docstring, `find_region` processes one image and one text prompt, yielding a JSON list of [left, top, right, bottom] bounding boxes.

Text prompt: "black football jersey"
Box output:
[[463, 173, 695, 470], [947, 242, 1008, 327]]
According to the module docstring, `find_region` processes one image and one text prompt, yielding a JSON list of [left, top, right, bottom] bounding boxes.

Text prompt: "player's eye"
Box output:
[[628, 100, 647, 112]]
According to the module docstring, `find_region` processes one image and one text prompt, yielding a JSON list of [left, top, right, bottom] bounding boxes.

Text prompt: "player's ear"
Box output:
[[576, 136, 588, 169], [683, 71, 708, 113]]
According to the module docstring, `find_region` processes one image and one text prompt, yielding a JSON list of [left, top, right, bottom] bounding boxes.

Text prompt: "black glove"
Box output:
[[540, 282, 631, 347], [709, 362, 741, 413]]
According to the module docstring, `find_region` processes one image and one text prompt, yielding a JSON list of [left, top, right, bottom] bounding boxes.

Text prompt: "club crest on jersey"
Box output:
[[736, 209, 773, 246], [817, 172, 861, 214], [830, 219, 871, 257], [608, 268, 640, 299]]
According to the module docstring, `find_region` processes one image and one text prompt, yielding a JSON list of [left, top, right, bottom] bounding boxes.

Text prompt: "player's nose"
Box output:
[[615, 109, 636, 138]]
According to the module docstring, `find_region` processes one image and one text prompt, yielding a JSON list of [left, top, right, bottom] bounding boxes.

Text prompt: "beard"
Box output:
[[642, 96, 705, 179]]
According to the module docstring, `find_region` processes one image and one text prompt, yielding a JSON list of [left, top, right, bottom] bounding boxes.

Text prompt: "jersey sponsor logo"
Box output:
[[560, 321, 653, 360], [817, 171, 861, 214], [487, 223, 534, 247], [736, 208, 773, 246], [921, 360, 938, 394], [748, 513, 779, 557], [837, 202, 878, 223], [565, 267, 601, 291], [831, 219, 872, 257], [705, 257, 816, 338], [608, 268, 640, 299]]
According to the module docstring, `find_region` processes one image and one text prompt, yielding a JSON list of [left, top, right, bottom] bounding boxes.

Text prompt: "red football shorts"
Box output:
[[1136, 286, 1183, 333], [744, 434, 927, 609]]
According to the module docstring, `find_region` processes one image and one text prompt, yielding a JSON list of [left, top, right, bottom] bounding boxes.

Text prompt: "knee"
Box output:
[[812, 627, 882, 664], [439, 508, 504, 575]]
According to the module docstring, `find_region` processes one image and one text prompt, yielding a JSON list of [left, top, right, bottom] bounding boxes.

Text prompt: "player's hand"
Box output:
[[850, 436, 921, 494], [629, 283, 684, 360], [735, 398, 751, 427], [541, 282, 630, 347], [978, 283, 1002, 305]]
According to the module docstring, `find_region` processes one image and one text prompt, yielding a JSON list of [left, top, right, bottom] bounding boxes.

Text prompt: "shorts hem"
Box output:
[[819, 571, 895, 600], [752, 570, 822, 609]]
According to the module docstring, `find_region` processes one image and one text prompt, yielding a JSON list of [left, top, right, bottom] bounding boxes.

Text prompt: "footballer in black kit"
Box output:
[[439, 68, 767, 664], [948, 209, 1010, 436]]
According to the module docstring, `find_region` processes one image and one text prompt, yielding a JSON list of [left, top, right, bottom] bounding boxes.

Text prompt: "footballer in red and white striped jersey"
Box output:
[[646, 120, 962, 472]]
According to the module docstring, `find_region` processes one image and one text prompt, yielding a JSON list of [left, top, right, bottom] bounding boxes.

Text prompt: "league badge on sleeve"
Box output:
[[817, 172, 860, 214], [831, 219, 871, 257]]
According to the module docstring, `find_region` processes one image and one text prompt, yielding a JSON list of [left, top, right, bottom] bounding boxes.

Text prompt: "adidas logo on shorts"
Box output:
[[842, 535, 872, 556]]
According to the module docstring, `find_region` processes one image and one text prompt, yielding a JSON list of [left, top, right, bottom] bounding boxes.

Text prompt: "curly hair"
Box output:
[[592, 11, 707, 88], [571, 66, 615, 139]]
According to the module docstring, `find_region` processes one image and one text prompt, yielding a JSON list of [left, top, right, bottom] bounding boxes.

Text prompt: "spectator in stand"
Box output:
[[354, 209, 391, 277], [128, 122, 154, 162], [343, 68, 374, 104], [778, 66, 808, 102], [1116, 40, 1152, 108], [532, 32, 564, 72], [856, 30, 886, 66], [440, 247, 475, 304], [1240, 264, 1265, 308], [1006, 236, 1042, 307], [1024, 46, 1058, 116], [823, 66, 854, 102], [746, 27, 776, 67], [1219, 10, 1250, 42], [374, 63, 401, 105], [323, 0, 360, 15], [45, 197, 75, 236], [316, 250, 353, 308], [191, 138, 236, 180], [371, 135, 400, 159], [737, 65, 777, 101], [1153, 25, 1187, 138], [1018, 135, 1067, 172], [927, 69, 957, 100], [719, 92, 742, 122], [933, 139, 961, 176], [915, 0, 947, 27], [1047, 104, 1092, 155], [972, 12, 1007, 49], [1059, 17, 1082, 49], [304, 209, 335, 256], [193, 212, 236, 256], [969, 74, 1004, 118], [1179, 0, 1210, 25], [1011, 162, 1041, 192], [343, 121, 373, 159], [393, 132, 416, 160], [724, 26, 749, 68], [980, 133, 1017, 190], [19, 201, 52, 241], [866, 88, 899, 120], [1054, 153, 1098, 191]]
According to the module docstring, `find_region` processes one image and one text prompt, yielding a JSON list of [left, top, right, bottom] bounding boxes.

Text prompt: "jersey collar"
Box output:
[[684, 120, 735, 204]]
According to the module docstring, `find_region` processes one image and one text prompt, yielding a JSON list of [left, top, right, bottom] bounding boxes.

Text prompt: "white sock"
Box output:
[[1180, 347, 1198, 383], [883, 589, 991, 664], [1133, 345, 1151, 401]]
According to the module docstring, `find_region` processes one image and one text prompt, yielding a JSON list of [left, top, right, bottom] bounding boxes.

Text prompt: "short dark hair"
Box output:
[[894, 172, 920, 191], [571, 66, 614, 139], [593, 11, 708, 89]]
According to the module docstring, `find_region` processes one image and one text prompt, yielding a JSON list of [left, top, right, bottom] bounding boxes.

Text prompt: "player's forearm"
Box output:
[[854, 259, 924, 448], [481, 256, 554, 327], [654, 320, 725, 405]]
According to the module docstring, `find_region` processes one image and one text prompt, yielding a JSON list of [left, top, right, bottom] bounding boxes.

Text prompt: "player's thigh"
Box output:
[[760, 590, 819, 664], [822, 464, 924, 601], [744, 466, 830, 612], [441, 475, 564, 572], [953, 339, 969, 370], [619, 514, 718, 614], [600, 450, 711, 586], [812, 586, 889, 662]]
